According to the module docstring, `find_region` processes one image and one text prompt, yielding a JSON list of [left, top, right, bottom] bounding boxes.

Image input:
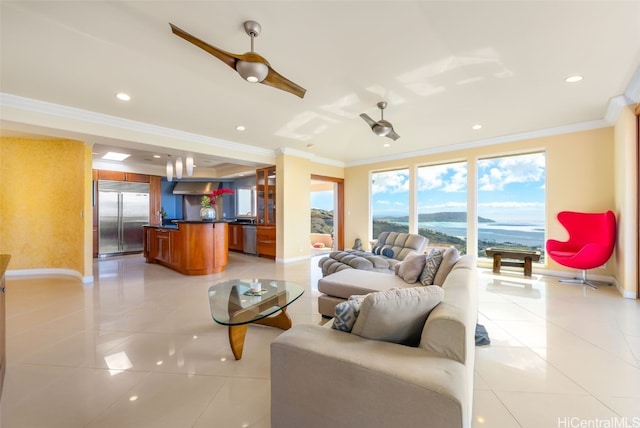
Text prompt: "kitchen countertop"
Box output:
[[145, 220, 256, 229]]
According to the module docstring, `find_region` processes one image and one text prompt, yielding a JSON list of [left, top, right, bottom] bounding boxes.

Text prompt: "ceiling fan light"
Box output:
[[373, 124, 391, 136], [236, 60, 268, 83]]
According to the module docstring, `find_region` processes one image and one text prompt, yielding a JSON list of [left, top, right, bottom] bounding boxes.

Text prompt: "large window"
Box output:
[[477, 152, 546, 260], [416, 162, 468, 253], [371, 169, 410, 237]]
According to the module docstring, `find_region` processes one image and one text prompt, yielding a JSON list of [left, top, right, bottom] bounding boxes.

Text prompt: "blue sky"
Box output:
[[311, 191, 334, 210], [371, 152, 546, 223]]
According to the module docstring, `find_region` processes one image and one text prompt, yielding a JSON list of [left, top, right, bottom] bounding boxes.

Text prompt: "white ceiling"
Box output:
[[1, 1, 639, 176]]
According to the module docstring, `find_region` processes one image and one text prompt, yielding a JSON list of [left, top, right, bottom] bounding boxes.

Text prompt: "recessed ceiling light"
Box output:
[[115, 92, 131, 101], [306, 144, 314, 149], [236, 125, 246, 131], [102, 151, 130, 161], [153, 154, 161, 159], [472, 124, 482, 130], [564, 75, 583, 83], [383, 143, 390, 148]]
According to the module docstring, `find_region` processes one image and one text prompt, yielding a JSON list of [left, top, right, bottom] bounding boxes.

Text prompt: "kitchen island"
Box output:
[[143, 221, 228, 275]]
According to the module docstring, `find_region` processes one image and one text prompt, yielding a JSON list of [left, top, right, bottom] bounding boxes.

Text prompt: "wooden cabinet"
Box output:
[[143, 227, 155, 259], [229, 224, 244, 252], [97, 170, 150, 183], [257, 226, 276, 258], [149, 175, 162, 225], [143, 223, 228, 275], [256, 166, 276, 226], [256, 166, 276, 258], [125, 173, 150, 183], [155, 229, 173, 264], [98, 170, 126, 181]]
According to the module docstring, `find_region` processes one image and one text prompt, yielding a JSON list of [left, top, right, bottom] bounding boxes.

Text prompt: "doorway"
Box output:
[[310, 175, 344, 254]]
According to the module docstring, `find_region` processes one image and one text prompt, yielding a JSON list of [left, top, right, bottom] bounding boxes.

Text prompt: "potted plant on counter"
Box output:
[[200, 188, 234, 220]]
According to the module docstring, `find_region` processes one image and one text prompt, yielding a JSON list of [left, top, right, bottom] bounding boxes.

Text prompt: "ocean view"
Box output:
[[393, 220, 545, 248]]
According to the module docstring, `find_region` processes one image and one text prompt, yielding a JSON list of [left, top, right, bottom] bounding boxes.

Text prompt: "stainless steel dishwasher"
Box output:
[[243, 225, 257, 255]]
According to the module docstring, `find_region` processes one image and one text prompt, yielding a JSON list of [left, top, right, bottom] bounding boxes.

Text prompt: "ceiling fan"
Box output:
[[360, 102, 400, 141], [169, 21, 306, 98]]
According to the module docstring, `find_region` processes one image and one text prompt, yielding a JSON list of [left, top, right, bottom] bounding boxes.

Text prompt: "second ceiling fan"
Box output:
[[360, 102, 400, 141], [170, 20, 306, 98]]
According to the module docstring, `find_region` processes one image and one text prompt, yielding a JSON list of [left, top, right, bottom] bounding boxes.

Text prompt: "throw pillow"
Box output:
[[332, 296, 365, 332], [433, 246, 461, 285], [396, 252, 426, 284], [420, 248, 444, 286], [351, 286, 444, 346], [381, 248, 395, 258], [372, 245, 382, 255]]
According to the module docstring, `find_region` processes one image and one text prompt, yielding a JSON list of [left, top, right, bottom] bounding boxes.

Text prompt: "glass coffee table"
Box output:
[[208, 279, 304, 360]]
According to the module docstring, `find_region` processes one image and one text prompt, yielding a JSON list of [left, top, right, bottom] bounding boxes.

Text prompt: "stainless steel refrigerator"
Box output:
[[98, 180, 150, 256]]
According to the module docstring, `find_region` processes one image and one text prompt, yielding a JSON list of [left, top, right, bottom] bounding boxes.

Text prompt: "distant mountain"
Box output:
[[311, 208, 334, 234], [376, 212, 495, 223]]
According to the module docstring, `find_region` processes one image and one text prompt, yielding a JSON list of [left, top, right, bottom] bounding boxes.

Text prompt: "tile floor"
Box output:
[[1, 252, 639, 427]]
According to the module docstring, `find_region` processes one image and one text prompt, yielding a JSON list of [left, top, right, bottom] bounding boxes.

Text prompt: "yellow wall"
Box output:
[[0, 137, 92, 279], [614, 105, 639, 298], [277, 153, 311, 260], [275, 154, 345, 261], [309, 161, 345, 180], [343, 127, 617, 276]]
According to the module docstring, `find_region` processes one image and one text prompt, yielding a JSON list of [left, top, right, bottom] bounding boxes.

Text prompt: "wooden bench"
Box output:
[[485, 248, 541, 277]]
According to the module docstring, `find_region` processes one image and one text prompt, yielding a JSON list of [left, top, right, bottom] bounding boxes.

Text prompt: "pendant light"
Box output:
[[166, 159, 174, 182], [175, 156, 183, 179], [186, 154, 194, 176]]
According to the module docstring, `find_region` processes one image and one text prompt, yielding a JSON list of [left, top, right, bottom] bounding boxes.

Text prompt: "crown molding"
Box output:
[[624, 65, 640, 103], [0, 93, 274, 158], [276, 147, 345, 167], [345, 119, 609, 168]]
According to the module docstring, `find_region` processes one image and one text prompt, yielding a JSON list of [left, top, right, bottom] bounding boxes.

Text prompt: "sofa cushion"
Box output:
[[331, 296, 366, 332], [351, 286, 444, 346], [394, 234, 427, 260], [396, 252, 426, 283], [420, 248, 444, 286], [433, 246, 461, 285], [318, 269, 409, 299]]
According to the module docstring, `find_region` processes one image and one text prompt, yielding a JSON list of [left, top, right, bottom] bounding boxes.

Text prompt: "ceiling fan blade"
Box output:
[[261, 66, 306, 98], [386, 128, 400, 141], [170, 23, 238, 69], [171, 22, 305, 98], [359, 113, 377, 128]]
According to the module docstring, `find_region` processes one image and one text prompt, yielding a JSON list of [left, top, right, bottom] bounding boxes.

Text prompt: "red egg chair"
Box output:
[[546, 210, 616, 289]]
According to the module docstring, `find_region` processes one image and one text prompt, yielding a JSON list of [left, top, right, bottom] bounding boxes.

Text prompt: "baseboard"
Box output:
[[6, 268, 94, 285], [276, 255, 310, 264]]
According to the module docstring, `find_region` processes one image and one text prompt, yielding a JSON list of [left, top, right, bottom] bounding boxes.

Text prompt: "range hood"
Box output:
[[172, 182, 217, 195]]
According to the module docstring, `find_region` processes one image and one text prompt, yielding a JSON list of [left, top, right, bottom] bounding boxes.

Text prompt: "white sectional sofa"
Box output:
[[271, 254, 478, 428], [318, 231, 428, 276]]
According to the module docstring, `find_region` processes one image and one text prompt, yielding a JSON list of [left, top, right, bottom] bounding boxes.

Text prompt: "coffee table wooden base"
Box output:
[[227, 307, 293, 360]]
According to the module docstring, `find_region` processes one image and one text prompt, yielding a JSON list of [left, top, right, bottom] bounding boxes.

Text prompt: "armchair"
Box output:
[[546, 210, 616, 289]]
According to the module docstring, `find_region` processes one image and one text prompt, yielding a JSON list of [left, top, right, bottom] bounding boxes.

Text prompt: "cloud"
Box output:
[[372, 169, 409, 194], [417, 162, 467, 192], [478, 153, 545, 191]]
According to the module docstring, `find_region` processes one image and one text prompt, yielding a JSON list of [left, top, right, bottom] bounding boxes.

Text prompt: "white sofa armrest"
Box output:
[[271, 324, 469, 428]]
